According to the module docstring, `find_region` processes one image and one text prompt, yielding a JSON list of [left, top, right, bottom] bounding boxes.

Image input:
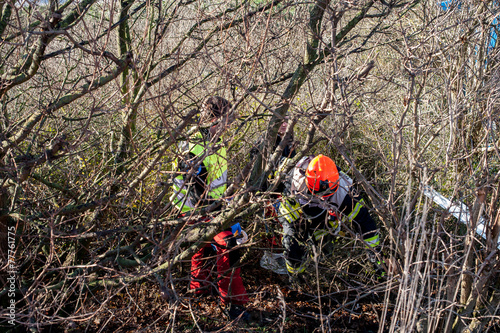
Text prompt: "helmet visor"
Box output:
[[310, 178, 339, 197]]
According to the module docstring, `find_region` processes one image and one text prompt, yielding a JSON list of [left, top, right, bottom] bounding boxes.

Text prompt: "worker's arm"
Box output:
[[338, 194, 380, 248], [278, 197, 309, 274]]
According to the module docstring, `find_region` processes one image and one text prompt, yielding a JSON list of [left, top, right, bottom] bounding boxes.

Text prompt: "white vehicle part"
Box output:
[[423, 186, 498, 250]]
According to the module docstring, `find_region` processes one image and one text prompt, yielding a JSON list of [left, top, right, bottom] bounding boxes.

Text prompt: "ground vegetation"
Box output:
[[1, 0, 499, 332]]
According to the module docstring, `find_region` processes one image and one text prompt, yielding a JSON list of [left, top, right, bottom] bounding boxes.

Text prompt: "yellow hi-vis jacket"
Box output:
[[171, 130, 227, 213]]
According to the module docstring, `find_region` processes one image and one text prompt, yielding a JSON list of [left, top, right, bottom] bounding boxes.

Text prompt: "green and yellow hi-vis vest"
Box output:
[[171, 131, 227, 213]]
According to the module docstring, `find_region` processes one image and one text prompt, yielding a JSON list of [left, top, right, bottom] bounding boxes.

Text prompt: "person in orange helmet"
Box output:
[[277, 154, 382, 278]]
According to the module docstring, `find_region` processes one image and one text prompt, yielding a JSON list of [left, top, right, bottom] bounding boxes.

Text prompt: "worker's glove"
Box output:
[[368, 250, 387, 280], [327, 210, 342, 236]]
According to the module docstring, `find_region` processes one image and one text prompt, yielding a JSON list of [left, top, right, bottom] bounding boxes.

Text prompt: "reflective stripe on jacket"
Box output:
[[171, 130, 227, 212], [278, 197, 302, 223], [280, 157, 380, 271]]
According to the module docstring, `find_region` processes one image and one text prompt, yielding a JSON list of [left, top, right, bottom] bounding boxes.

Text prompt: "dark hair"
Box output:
[[200, 96, 232, 120]]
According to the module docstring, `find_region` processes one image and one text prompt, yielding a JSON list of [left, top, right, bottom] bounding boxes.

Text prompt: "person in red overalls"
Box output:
[[170, 96, 249, 320], [190, 223, 249, 315]]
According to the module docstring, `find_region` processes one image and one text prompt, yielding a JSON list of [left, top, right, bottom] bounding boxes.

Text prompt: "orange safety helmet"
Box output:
[[305, 154, 339, 197]]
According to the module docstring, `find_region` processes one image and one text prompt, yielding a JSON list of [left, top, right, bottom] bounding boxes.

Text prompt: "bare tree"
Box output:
[[0, 0, 498, 331]]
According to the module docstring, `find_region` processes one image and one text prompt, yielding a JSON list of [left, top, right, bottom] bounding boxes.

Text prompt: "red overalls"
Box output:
[[190, 230, 248, 305]]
